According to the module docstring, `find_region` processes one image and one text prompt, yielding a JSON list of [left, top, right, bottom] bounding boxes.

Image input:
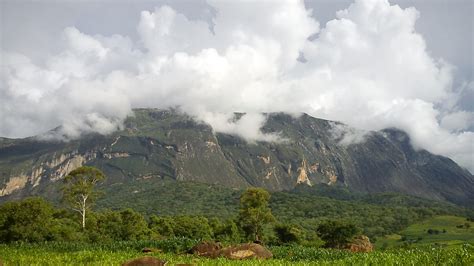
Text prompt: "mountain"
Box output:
[[0, 108, 472, 206]]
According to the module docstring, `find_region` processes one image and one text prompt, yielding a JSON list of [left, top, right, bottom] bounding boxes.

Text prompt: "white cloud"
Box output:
[[329, 122, 368, 146], [1, 0, 472, 172], [440, 111, 474, 132], [196, 111, 283, 143]]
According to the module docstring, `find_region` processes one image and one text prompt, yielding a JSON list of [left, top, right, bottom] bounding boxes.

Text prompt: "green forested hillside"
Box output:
[[96, 180, 472, 240]]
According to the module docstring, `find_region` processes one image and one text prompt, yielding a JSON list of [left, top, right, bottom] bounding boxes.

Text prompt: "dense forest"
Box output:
[[1, 167, 471, 247]]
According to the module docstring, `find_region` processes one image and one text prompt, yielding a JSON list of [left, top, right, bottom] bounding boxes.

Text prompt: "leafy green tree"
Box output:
[[274, 223, 303, 244], [150, 215, 212, 240], [62, 166, 106, 229], [0, 197, 55, 242], [94, 209, 149, 241], [172, 216, 212, 240], [210, 218, 241, 243], [238, 188, 275, 242], [94, 210, 122, 241], [209, 217, 224, 234], [149, 216, 175, 238], [118, 209, 149, 240], [317, 220, 360, 248], [222, 220, 241, 243], [50, 209, 86, 241]]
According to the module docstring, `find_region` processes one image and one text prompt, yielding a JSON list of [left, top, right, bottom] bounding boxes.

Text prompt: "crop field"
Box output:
[[0, 241, 472, 265], [376, 215, 474, 249]]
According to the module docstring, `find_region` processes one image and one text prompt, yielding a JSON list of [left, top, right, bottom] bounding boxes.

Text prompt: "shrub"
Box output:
[[316, 220, 360, 248]]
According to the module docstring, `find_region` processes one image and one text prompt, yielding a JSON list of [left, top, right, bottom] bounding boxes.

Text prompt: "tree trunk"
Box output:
[[254, 226, 259, 242], [81, 194, 88, 229], [82, 209, 86, 229]]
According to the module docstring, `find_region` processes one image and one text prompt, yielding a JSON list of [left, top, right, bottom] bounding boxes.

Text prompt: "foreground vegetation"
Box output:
[[1, 194, 472, 265], [1, 167, 473, 264], [0, 240, 472, 265]]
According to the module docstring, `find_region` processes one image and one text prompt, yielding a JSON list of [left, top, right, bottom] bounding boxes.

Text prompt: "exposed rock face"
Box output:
[[346, 235, 374, 252], [205, 141, 217, 150], [122, 257, 166, 266], [308, 162, 319, 173], [219, 243, 273, 260], [325, 169, 338, 185], [0, 175, 28, 196], [103, 152, 130, 159], [189, 241, 222, 258], [296, 159, 312, 186], [49, 153, 93, 181], [46, 151, 97, 180], [258, 155, 271, 164], [0, 109, 473, 206], [0, 149, 97, 196]]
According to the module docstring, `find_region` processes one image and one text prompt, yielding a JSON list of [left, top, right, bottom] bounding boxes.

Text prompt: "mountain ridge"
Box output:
[[0, 108, 472, 206]]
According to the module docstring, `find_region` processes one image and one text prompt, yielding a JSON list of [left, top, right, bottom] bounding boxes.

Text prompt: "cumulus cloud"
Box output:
[[1, 0, 472, 171]]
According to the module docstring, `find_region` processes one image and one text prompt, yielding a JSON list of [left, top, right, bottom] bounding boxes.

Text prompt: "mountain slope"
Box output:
[[0, 109, 472, 206]]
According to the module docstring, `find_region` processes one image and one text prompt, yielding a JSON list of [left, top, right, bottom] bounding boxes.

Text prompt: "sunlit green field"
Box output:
[[0, 241, 472, 265], [376, 215, 474, 249]]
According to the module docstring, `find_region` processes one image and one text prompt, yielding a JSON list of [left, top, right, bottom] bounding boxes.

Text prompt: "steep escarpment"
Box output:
[[0, 109, 472, 206]]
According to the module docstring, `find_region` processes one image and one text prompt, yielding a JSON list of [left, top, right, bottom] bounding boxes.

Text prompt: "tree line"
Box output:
[[0, 166, 360, 248]]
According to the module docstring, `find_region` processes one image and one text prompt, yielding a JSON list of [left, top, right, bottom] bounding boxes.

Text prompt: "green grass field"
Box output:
[[1, 215, 473, 265], [0, 242, 472, 265], [376, 215, 474, 249]]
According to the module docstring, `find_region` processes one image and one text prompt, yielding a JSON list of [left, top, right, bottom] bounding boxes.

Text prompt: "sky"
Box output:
[[0, 0, 473, 172]]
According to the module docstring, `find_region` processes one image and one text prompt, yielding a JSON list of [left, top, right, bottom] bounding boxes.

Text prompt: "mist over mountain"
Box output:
[[2, 0, 473, 172], [1, 109, 472, 207]]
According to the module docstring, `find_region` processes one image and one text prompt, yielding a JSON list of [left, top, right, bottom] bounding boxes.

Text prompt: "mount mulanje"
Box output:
[[0, 109, 472, 206]]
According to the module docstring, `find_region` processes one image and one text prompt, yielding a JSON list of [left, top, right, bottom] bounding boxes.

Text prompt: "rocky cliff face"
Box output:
[[0, 109, 472, 206]]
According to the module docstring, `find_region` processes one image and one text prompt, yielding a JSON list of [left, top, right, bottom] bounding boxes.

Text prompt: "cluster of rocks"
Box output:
[[190, 242, 273, 260], [122, 256, 167, 266], [122, 236, 372, 265], [122, 242, 272, 266], [345, 235, 374, 252]]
